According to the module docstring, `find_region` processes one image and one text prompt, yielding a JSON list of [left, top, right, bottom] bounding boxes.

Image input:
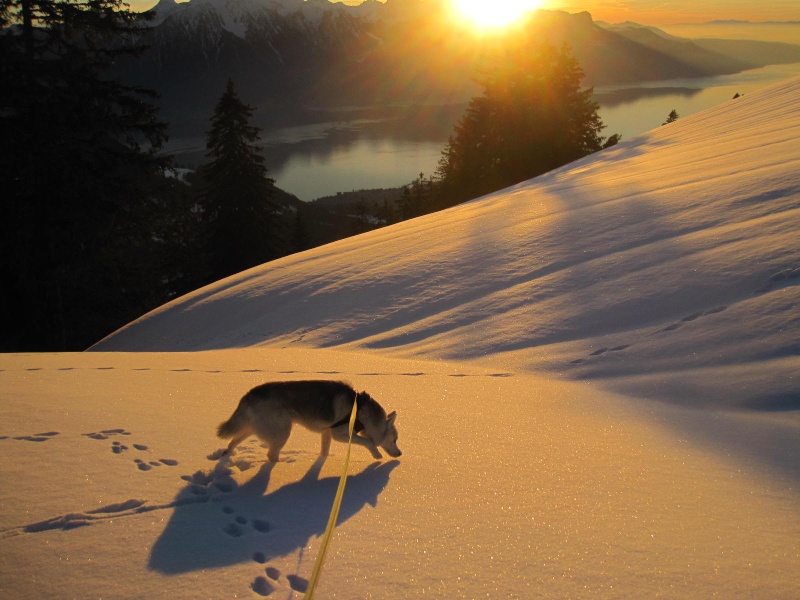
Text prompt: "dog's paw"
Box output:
[[207, 448, 228, 461]]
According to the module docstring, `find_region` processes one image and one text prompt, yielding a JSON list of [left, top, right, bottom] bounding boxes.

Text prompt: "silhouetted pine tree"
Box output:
[[663, 109, 679, 125], [292, 205, 311, 254], [0, 0, 174, 350], [436, 41, 616, 206], [198, 80, 280, 281]]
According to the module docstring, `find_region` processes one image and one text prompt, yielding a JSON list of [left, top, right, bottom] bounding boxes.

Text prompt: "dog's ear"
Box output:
[[387, 411, 397, 424]]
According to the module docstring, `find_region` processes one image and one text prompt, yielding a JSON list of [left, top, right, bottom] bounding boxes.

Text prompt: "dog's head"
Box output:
[[379, 411, 401, 458], [357, 391, 402, 458]]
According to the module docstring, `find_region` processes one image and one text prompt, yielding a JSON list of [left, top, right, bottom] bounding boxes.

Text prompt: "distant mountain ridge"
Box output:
[[113, 1, 800, 137], [691, 19, 800, 25]]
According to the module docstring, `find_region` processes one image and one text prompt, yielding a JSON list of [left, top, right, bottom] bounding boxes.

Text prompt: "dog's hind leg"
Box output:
[[267, 436, 289, 462], [224, 425, 253, 456], [262, 421, 292, 463]]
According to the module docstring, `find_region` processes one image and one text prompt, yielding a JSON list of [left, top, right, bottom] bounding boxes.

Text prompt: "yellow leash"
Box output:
[[304, 394, 358, 599]]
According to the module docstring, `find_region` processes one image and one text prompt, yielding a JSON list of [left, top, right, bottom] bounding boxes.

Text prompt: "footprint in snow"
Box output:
[[251, 576, 277, 596], [250, 566, 307, 597], [681, 311, 704, 322], [654, 305, 728, 334], [754, 266, 800, 294], [134, 457, 178, 471], [83, 429, 177, 469], [82, 428, 132, 441], [704, 305, 727, 315], [570, 343, 632, 365], [180, 464, 237, 495], [13, 431, 60, 442], [286, 574, 309, 593], [221, 506, 271, 537]]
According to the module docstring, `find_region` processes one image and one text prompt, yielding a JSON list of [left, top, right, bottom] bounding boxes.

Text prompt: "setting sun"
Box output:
[[453, 0, 541, 29]]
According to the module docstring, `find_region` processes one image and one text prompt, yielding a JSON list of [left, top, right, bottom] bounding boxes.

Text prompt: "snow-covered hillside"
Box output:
[[2, 77, 798, 599], [96, 77, 800, 412]]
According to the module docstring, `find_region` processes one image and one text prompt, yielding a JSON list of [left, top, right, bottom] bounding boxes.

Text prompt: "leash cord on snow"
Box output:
[[303, 393, 358, 599]]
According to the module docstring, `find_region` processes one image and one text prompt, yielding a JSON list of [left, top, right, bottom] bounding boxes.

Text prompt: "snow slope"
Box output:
[[2, 77, 799, 599], [95, 77, 800, 412]]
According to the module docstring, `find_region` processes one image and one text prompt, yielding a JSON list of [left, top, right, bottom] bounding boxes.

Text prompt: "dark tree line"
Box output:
[[0, 0, 178, 350], [0, 0, 285, 350]]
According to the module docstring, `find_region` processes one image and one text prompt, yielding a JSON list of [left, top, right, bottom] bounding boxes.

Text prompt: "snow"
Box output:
[[153, 0, 357, 36], [2, 77, 799, 598]]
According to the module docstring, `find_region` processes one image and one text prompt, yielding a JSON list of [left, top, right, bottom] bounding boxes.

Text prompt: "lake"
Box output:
[[167, 62, 800, 201]]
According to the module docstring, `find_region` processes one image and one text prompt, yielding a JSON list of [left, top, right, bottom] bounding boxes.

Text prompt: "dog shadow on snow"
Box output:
[[148, 455, 399, 574]]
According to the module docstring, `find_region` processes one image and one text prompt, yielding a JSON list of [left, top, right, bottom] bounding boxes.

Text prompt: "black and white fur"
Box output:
[[217, 380, 401, 462]]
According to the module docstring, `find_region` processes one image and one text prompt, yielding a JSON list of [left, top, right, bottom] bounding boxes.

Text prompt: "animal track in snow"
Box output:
[[251, 576, 277, 596], [180, 464, 237, 496], [1, 498, 157, 538], [755, 266, 800, 294], [248, 564, 307, 597], [449, 372, 514, 378], [221, 505, 271, 537], [112, 441, 129, 454], [83, 429, 178, 469], [82, 428, 132, 441], [286, 574, 309, 593], [252, 519, 270, 532], [570, 344, 630, 364], [13, 431, 60, 442], [654, 305, 727, 334]]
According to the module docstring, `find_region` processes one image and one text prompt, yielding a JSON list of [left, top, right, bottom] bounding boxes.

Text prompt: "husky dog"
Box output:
[[217, 380, 401, 462]]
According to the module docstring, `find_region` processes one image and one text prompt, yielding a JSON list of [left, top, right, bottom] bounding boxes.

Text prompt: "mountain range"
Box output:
[[116, 0, 800, 135]]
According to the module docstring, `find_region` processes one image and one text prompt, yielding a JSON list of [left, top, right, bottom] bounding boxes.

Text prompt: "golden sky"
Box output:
[[543, 0, 800, 24], [135, 0, 800, 26]]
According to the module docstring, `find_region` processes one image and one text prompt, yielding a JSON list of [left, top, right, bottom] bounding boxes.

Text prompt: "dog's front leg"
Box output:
[[320, 429, 332, 456], [330, 426, 382, 459]]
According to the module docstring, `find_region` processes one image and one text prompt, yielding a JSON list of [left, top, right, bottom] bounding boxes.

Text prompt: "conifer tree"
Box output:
[[292, 205, 311, 254], [436, 40, 615, 206], [663, 109, 680, 125], [0, 0, 173, 350], [198, 79, 279, 280]]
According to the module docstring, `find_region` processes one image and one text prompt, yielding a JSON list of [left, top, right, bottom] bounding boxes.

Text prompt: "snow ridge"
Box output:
[[92, 76, 800, 410]]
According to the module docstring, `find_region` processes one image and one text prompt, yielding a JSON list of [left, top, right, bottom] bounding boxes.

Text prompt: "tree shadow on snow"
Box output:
[[148, 456, 399, 574]]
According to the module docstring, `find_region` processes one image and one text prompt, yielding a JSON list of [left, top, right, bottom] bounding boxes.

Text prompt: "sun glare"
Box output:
[[453, 0, 540, 30]]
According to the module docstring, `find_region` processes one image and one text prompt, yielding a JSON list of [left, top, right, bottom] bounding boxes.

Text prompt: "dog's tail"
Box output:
[[217, 397, 250, 439]]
